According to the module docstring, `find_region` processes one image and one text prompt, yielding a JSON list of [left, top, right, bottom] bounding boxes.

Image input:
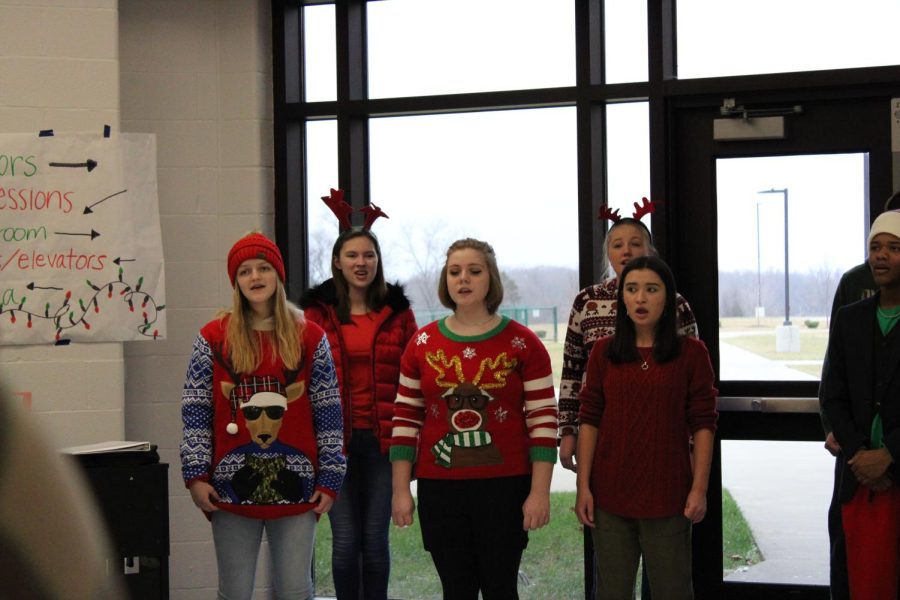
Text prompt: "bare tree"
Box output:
[[307, 227, 334, 286], [398, 219, 462, 313]]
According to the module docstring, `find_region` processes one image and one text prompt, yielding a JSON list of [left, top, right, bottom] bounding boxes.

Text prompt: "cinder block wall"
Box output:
[[118, 1, 275, 597], [0, 1, 124, 445]]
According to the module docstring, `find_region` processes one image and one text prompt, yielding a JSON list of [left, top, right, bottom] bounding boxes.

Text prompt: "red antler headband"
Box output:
[[321, 188, 389, 231], [597, 197, 659, 223]]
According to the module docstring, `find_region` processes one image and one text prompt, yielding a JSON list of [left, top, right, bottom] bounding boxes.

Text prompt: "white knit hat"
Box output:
[[867, 209, 900, 247]]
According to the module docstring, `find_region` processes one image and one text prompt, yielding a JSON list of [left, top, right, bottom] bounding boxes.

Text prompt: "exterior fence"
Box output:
[[412, 306, 559, 342]]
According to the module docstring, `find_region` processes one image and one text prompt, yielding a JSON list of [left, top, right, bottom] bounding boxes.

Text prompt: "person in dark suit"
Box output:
[[819, 262, 875, 600], [821, 209, 900, 600]]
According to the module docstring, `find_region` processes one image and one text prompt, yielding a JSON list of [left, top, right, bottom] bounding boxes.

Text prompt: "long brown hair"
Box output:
[[330, 229, 388, 323]]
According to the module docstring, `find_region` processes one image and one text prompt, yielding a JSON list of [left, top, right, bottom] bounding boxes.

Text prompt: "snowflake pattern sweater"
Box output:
[[180, 316, 346, 519], [390, 316, 558, 479], [559, 277, 698, 434], [579, 336, 717, 518]]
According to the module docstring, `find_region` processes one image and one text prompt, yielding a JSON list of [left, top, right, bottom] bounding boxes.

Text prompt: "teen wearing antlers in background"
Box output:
[[575, 256, 717, 600], [180, 232, 345, 599], [558, 199, 699, 598], [300, 189, 418, 600], [390, 238, 558, 600]]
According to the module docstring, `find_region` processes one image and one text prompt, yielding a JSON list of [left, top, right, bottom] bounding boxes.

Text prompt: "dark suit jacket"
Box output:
[[821, 293, 900, 503]]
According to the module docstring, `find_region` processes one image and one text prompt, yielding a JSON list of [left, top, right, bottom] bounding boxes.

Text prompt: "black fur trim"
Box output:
[[298, 279, 411, 312]]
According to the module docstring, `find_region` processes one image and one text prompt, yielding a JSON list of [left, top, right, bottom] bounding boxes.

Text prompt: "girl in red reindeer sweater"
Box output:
[[391, 238, 558, 600], [180, 232, 345, 599]]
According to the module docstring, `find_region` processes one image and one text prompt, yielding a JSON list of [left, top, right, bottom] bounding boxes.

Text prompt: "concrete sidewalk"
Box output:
[[721, 440, 831, 585]]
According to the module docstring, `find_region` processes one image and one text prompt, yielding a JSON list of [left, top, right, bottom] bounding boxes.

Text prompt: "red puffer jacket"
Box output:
[[300, 280, 418, 454]]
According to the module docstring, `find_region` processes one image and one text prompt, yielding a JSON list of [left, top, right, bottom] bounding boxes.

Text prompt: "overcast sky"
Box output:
[[301, 0, 899, 281]]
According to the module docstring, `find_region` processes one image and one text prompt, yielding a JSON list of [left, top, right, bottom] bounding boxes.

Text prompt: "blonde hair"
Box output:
[[602, 219, 657, 279], [222, 278, 304, 373]]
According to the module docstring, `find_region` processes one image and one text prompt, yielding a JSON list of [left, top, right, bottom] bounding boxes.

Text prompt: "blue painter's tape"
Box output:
[[38, 129, 54, 137], [55, 339, 71, 346], [103, 124, 111, 138]]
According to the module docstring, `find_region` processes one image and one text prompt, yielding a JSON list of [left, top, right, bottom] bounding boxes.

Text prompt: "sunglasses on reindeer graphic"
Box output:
[[444, 392, 491, 411], [242, 405, 286, 421]]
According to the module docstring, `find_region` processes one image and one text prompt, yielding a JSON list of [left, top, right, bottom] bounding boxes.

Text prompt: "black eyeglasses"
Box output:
[[445, 394, 488, 410], [242, 405, 286, 420]]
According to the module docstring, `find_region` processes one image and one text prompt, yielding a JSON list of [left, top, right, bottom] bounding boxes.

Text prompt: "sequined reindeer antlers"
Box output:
[[597, 197, 659, 223], [321, 188, 389, 231]]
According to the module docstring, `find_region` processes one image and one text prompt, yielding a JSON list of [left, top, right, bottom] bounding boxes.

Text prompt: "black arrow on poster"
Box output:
[[48, 159, 98, 172], [83, 189, 127, 214], [26, 282, 63, 291], [54, 229, 100, 240]]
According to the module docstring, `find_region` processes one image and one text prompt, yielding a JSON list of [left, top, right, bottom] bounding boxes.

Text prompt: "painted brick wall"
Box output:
[[0, 0, 124, 446], [118, 1, 276, 597]]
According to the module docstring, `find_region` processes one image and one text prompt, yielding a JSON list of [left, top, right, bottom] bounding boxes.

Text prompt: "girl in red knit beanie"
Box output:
[[180, 231, 346, 599], [575, 256, 718, 599]]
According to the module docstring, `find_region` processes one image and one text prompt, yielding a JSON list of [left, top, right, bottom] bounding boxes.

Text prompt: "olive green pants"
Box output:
[[590, 509, 693, 600]]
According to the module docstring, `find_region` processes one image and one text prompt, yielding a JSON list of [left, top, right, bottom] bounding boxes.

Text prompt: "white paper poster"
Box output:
[[0, 131, 166, 344]]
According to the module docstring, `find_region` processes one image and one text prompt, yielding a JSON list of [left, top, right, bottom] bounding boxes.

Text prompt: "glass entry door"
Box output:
[[667, 94, 893, 598]]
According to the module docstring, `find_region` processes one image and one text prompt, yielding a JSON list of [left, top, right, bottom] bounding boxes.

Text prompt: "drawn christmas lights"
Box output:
[[0, 265, 165, 342], [0, 132, 166, 344]]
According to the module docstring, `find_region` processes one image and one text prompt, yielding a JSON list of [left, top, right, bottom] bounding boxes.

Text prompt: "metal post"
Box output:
[[782, 188, 790, 325], [756, 202, 762, 326], [758, 188, 790, 325]]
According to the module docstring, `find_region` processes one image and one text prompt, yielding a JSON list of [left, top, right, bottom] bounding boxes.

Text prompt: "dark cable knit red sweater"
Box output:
[[578, 336, 718, 519]]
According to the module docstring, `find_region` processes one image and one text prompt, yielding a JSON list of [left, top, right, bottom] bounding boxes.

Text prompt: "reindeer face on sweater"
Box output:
[[221, 376, 305, 449], [442, 382, 492, 433]]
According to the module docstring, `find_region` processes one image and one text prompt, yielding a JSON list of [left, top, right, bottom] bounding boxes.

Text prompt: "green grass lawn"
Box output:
[[313, 490, 762, 598], [313, 492, 584, 599], [720, 317, 828, 378], [722, 488, 763, 573], [723, 330, 828, 362]]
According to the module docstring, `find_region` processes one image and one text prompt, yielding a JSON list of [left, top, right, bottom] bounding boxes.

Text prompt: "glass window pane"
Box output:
[[716, 154, 866, 381], [604, 0, 647, 84], [306, 120, 338, 285], [371, 107, 580, 598], [722, 440, 830, 585], [303, 4, 336, 102], [606, 102, 650, 238], [678, 0, 900, 79], [367, 0, 575, 98]]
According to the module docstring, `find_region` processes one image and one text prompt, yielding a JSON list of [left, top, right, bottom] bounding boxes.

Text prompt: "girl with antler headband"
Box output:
[[559, 199, 699, 598], [299, 189, 418, 600], [390, 238, 558, 600], [574, 256, 717, 598], [180, 231, 346, 599], [558, 199, 699, 461]]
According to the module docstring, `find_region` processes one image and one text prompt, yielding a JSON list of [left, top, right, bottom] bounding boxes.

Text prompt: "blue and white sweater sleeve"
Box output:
[[308, 334, 346, 495], [180, 333, 214, 485]]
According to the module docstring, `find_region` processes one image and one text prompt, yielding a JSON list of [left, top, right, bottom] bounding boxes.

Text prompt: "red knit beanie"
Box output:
[[227, 233, 285, 285]]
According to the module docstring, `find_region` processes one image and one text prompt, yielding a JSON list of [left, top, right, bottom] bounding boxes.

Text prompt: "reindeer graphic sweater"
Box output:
[[180, 315, 346, 520], [390, 316, 558, 480]]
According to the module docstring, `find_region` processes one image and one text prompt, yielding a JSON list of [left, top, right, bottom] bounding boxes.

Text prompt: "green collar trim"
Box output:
[[438, 315, 510, 342]]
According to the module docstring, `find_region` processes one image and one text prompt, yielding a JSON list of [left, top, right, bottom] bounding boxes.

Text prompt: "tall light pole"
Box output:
[[755, 200, 763, 326], [758, 188, 790, 325]]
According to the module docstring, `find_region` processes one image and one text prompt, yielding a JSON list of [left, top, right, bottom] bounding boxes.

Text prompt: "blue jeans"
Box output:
[[328, 429, 393, 600], [211, 509, 316, 600]]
